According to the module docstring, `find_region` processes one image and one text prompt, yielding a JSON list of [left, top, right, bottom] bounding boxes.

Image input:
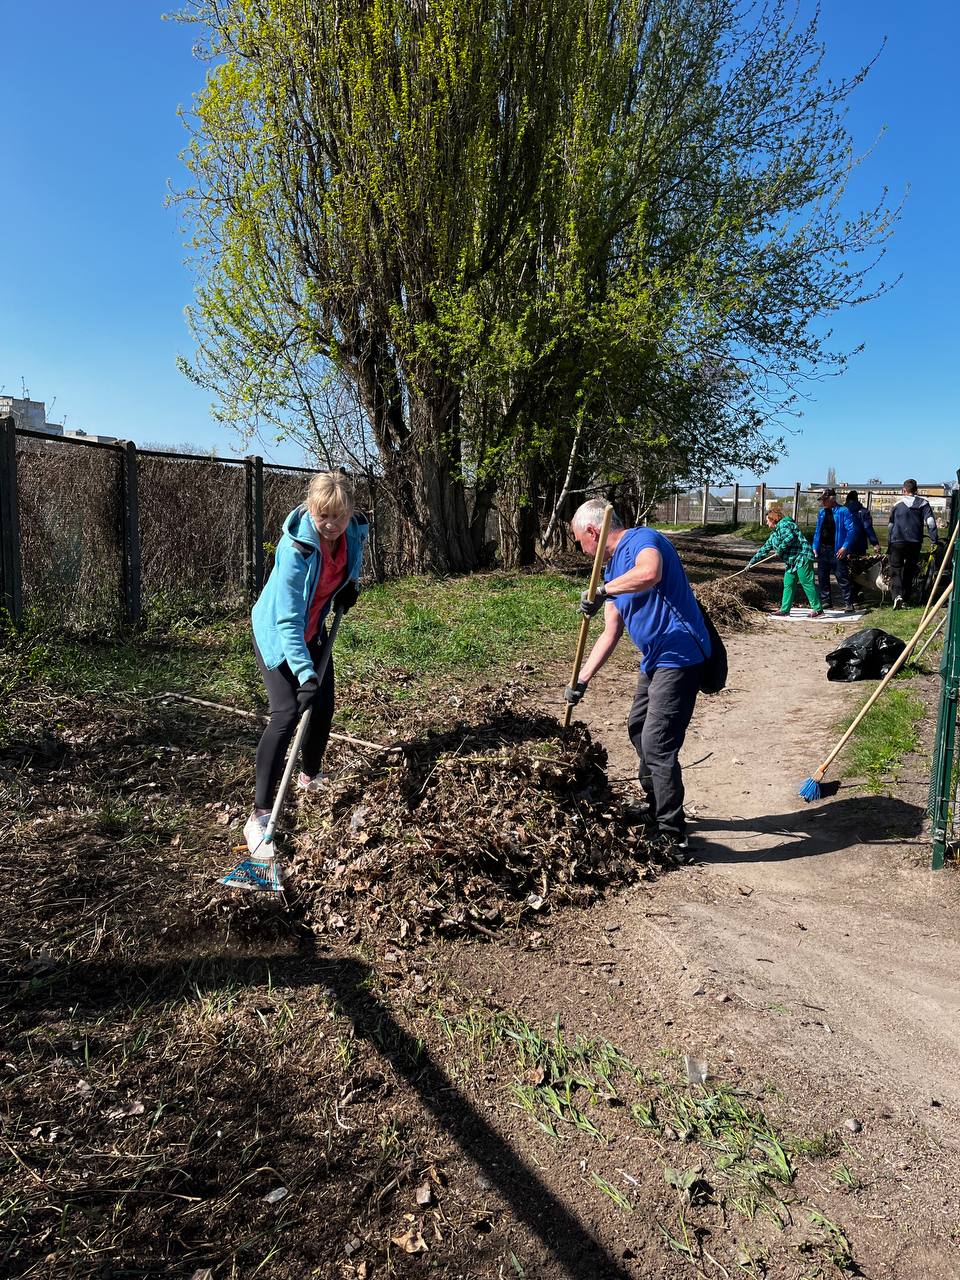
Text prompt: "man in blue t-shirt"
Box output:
[[563, 500, 710, 851]]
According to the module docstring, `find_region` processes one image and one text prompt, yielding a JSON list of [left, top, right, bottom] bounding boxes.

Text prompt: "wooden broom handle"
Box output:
[[562, 503, 614, 728], [715, 553, 777, 584], [813, 579, 954, 778], [918, 519, 958, 619]]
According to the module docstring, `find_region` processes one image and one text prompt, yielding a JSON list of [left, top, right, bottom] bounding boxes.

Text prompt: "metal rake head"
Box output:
[[219, 857, 284, 893]]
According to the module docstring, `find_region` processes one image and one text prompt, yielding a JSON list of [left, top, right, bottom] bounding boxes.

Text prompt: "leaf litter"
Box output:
[[287, 686, 659, 944]]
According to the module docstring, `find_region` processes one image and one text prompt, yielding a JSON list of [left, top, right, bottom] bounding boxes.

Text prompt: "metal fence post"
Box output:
[[701, 483, 709, 526], [758, 483, 766, 524], [732, 484, 740, 527], [247, 454, 265, 595], [119, 441, 142, 628], [929, 480, 960, 869], [0, 418, 23, 625], [672, 492, 679, 524], [793, 482, 801, 520]]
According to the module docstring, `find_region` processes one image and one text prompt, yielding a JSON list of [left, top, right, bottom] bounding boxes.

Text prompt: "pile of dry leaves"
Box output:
[[289, 688, 652, 944], [694, 576, 768, 629]]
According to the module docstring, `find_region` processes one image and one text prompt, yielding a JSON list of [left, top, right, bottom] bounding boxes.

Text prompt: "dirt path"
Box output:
[[565, 616, 960, 1142]]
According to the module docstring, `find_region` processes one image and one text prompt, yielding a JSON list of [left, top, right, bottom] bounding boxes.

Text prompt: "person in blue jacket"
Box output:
[[844, 490, 881, 556], [812, 488, 856, 613], [244, 471, 369, 860], [564, 499, 710, 855]]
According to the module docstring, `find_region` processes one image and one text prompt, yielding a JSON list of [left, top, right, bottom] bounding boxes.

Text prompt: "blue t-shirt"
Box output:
[[605, 528, 710, 674]]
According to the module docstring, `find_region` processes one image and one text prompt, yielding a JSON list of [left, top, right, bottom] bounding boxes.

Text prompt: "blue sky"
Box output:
[[1, 2, 956, 483]]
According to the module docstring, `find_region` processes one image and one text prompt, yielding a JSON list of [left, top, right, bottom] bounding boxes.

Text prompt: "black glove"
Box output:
[[579, 586, 608, 618], [297, 678, 321, 713], [563, 681, 588, 706], [333, 579, 360, 614]]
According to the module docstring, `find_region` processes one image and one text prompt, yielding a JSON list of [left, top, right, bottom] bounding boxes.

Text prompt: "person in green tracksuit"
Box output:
[[747, 504, 822, 616]]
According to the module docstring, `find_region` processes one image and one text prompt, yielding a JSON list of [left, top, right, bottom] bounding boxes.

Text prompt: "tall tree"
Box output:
[[176, 0, 897, 570]]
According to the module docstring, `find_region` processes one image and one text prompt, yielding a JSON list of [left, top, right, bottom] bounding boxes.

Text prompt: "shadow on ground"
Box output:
[[692, 795, 926, 863]]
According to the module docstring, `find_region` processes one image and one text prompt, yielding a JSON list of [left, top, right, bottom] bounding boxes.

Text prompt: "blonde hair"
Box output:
[[766, 503, 784, 521], [306, 470, 354, 522]]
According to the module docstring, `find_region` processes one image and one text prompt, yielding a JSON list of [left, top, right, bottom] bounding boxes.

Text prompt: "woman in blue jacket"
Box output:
[[244, 471, 368, 857]]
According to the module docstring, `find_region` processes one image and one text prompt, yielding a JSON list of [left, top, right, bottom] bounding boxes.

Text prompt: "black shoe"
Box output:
[[843, 604, 858, 614], [893, 596, 904, 610], [652, 829, 693, 865], [625, 802, 657, 828]]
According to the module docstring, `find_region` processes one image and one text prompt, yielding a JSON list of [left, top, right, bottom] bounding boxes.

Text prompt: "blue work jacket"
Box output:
[[251, 505, 368, 685], [813, 505, 856, 556]]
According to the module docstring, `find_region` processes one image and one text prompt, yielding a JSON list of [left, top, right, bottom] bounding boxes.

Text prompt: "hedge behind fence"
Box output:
[[11, 432, 316, 635], [17, 437, 124, 633]]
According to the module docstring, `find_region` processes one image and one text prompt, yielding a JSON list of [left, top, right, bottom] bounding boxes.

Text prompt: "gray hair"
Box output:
[[571, 499, 623, 532]]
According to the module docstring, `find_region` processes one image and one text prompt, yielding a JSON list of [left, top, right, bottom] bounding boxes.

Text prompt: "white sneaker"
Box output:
[[297, 771, 323, 793], [243, 812, 271, 857]]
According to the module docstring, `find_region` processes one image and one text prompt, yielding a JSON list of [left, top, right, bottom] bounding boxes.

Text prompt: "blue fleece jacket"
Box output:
[[251, 505, 368, 685], [813, 505, 856, 556]]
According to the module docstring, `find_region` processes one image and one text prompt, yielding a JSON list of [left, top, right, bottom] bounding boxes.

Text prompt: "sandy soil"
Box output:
[[566, 617, 960, 1139], [451, 600, 951, 1278]]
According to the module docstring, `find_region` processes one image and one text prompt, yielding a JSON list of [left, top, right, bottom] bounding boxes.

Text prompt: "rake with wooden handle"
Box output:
[[562, 503, 614, 729], [798, 579, 954, 801], [714, 553, 778, 584]]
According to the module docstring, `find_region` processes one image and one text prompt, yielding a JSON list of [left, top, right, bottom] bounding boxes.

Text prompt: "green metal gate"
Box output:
[[929, 477, 960, 869]]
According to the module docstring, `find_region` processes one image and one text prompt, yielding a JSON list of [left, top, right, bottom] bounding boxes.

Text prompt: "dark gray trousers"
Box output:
[[627, 663, 702, 838], [887, 541, 921, 603]]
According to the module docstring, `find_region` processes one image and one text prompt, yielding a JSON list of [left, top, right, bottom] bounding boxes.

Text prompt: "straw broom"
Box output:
[[798, 578, 954, 801], [562, 503, 613, 729]]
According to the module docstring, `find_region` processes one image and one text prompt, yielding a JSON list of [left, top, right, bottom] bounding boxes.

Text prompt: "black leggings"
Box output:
[[253, 631, 335, 810]]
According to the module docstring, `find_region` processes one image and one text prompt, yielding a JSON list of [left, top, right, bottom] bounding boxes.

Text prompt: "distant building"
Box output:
[[0, 394, 117, 444], [0, 395, 48, 432]]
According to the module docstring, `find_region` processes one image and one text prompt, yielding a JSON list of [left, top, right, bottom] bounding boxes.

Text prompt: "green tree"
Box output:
[[176, 0, 897, 571]]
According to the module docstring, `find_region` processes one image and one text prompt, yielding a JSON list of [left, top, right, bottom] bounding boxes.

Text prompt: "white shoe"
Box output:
[[297, 771, 323, 793], [244, 812, 271, 857]]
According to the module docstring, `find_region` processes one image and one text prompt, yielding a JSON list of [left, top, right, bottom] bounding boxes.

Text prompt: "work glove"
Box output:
[[297, 678, 321, 714], [332, 579, 360, 614], [579, 586, 608, 618], [563, 681, 588, 706]]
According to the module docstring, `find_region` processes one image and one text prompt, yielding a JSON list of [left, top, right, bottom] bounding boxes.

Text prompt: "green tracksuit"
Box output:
[[748, 516, 819, 611]]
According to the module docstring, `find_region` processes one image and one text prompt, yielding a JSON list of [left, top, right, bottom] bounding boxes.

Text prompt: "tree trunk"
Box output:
[[355, 343, 479, 574], [498, 456, 542, 569]]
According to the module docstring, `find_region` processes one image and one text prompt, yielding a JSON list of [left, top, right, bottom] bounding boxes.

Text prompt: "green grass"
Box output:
[[335, 572, 578, 680], [845, 686, 926, 791], [2, 572, 584, 729]]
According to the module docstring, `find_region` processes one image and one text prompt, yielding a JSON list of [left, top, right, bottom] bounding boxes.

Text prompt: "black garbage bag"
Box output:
[[825, 627, 906, 682]]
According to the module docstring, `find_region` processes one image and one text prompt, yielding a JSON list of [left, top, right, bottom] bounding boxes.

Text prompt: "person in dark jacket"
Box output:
[[244, 471, 369, 867], [887, 479, 940, 608], [812, 488, 857, 612], [844, 490, 881, 556]]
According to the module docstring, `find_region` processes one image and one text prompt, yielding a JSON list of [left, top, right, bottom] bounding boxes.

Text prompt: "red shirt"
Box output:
[[305, 536, 347, 642]]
